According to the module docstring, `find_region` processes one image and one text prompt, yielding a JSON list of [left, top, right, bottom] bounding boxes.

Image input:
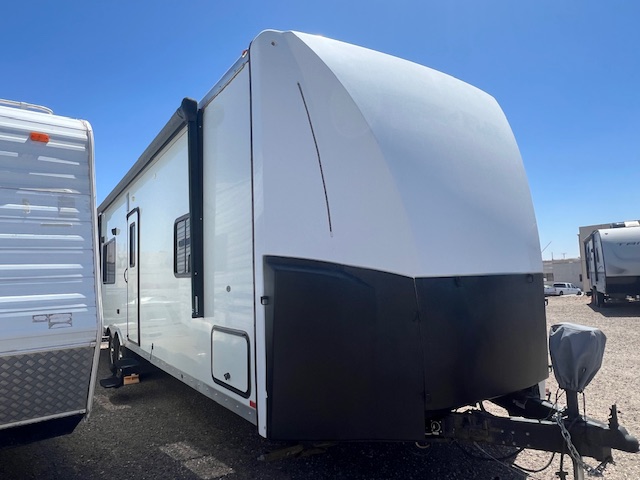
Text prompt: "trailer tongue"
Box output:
[[436, 323, 638, 479]]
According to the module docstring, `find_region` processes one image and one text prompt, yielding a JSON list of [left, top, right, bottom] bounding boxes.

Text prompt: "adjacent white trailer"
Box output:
[[0, 100, 102, 446], [585, 223, 640, 307], [99, 30, 548, 441]]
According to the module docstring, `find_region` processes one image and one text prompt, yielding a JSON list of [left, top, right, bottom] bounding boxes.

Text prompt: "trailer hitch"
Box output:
[[436, 404, 637, 460], [492, 389, 638, 455]]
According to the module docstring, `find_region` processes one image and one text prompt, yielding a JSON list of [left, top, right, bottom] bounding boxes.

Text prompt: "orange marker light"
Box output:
[[30, 132, 50, 143]]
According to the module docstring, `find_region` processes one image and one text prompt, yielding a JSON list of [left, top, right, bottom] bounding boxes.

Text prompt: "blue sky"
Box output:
[[2, 1, 638, 260]]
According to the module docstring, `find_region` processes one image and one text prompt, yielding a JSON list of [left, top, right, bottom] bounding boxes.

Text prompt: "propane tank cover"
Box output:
[[549, 323, 606, 392]]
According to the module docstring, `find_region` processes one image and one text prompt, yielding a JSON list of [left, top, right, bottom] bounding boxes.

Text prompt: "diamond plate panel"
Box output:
[[0, 347, 94, 426]]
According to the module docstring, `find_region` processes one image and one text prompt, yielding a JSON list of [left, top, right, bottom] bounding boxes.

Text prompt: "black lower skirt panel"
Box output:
[[605, 276, 640, 296], [263, 256, 548, 441]]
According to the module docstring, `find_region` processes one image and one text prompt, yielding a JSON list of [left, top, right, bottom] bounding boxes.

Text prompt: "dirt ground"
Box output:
[[509, 295, 640, 479]]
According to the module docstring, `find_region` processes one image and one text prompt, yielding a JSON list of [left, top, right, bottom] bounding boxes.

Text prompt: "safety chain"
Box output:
[[555, 413, 609, 477]]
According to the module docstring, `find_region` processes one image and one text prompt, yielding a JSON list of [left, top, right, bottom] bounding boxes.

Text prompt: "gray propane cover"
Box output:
[[549, 323, 606, 392]]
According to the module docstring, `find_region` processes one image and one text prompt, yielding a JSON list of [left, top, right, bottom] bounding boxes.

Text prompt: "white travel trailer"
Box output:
[[99, 31, 638, 466], [0, 100, 102, 446], [100, 29, 546, 438], [585, 222, 640, 306]]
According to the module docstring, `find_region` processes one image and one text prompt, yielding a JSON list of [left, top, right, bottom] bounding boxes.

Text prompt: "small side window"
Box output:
[[102, 239, 116, 284], [174, 214, 191, 277], [129, 223, 136, 268]]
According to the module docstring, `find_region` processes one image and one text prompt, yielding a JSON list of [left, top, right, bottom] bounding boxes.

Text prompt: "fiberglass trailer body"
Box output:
[[0, 100, 102, 446], [99, 30, 549, 441], [585, 224, 640, 307]]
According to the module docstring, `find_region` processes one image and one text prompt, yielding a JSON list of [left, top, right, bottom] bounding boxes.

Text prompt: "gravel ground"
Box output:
[[0, 295, 637, 480], [508, 295, 640, 479]]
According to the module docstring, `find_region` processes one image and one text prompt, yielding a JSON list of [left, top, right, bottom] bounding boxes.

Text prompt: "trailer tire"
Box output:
[[598, 291, 606, 307], [592, 288, 604, 307]]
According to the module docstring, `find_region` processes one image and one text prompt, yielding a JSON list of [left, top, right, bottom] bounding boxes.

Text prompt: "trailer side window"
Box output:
[[174, 214, 191, 277], [129, 223, 136, 268], [102, 239, 116, 284]]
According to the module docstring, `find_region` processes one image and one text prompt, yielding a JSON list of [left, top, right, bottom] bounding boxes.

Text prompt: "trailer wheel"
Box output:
[[597, 291, 606, 307], [592, 288, 602, 307], [109, 334, 122, 373]]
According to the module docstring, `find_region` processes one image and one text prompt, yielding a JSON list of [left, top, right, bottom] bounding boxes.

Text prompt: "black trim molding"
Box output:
[[188, 106, 204, 317], [263, 256, 548, 441]]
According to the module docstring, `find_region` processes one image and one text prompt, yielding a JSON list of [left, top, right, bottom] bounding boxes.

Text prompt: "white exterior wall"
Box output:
[[101, 130, 191, 359], [250, 31, 541, 280], [0, 105, 100, 353], [0, 102, 101, 430], [201, 65, 255, 403], [599, 227, 640, 277], [250, 30, 542, 438], [100, 66, 256, 422]]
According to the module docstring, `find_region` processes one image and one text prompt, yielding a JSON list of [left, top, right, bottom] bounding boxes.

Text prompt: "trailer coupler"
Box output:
[[430, 398, 638, 463]]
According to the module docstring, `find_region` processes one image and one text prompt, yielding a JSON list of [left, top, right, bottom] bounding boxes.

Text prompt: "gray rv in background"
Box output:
[[585, 222, 640, 307]]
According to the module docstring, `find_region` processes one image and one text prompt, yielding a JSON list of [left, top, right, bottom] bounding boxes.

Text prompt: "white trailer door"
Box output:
[[127, 208, 140, 344]]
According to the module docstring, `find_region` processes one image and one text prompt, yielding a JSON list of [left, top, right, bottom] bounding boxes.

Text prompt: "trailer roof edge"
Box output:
[[98, 97, 198, 213]]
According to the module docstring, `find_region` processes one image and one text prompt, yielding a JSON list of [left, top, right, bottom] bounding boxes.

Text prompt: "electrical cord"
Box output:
[[512, 452, 556, 474], [452, 439, 525, 462], [471, 441, 553, 479]]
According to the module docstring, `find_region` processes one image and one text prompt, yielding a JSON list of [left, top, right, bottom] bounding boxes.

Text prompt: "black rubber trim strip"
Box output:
[[188, 107, 204, 317], [126, 207, 141, 346]]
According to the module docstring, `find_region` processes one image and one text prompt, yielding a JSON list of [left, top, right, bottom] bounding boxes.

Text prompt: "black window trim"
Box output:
[[102, 238, 116, 285], [129, 222, 136, 268], [174, 213, 191, 278]]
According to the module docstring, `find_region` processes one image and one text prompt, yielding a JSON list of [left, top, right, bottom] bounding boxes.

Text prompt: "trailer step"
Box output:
[[99, 376, 122, 388], [99, 358, 141, 389], [115, 357, 139, 376]]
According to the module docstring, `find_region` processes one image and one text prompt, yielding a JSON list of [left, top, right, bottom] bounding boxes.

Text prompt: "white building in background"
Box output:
[[543, 258, 584, 289]]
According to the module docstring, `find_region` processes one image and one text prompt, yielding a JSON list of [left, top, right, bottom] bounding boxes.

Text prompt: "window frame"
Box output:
[[174, 214, 191, 278], [129, 222, 136, 268], [102, 238, 116, 285]]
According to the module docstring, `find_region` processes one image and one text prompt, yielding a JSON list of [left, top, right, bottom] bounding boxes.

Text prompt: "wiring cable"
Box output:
[[472, 441, 555, 479]]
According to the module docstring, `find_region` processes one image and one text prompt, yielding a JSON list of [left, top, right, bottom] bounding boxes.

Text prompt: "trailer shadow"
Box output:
[[0, 349, 557, 480], [588, 301, 640, 318], [94, 348, 530, 480]]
